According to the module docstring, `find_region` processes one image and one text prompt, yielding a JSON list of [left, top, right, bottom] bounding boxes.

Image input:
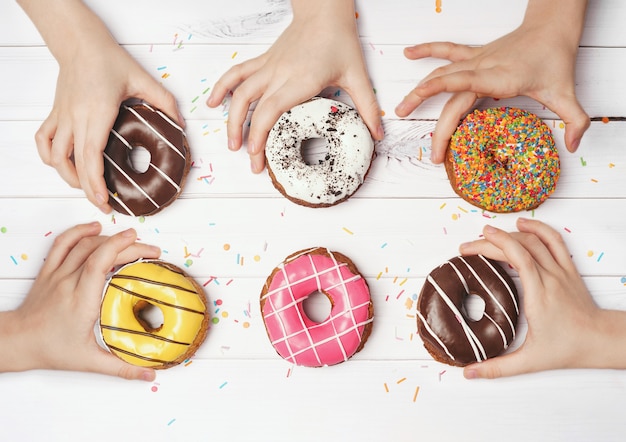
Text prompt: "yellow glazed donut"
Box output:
[[98, 260, 209, 369]]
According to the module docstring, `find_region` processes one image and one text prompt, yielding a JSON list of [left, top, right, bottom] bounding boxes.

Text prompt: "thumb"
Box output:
[[463, 350, 531, 380], [344, 81, 384, 141], [546, 95, 590, 153], [90, 350, 156, 381]]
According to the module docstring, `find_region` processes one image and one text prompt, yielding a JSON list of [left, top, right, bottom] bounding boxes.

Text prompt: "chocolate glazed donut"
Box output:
[[416, 255, 519, 367], [104, 103, 190, 216]]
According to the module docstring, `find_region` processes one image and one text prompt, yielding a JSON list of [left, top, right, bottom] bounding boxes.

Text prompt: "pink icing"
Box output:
[[261, 249, 372, 367]]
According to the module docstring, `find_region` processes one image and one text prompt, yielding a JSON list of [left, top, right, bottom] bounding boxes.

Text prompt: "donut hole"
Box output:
[[462, 294, 486, 322], [300, 137, 330, 166], [302, 290, 333, 323], [127, 145, 151, 173], [133, 300, 164, 332]]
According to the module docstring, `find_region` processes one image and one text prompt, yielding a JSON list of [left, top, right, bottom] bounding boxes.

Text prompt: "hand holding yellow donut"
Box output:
[[0, 222, 161, 381]]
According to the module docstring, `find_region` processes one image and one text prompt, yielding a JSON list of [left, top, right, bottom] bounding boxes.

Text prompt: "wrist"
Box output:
[[521, 0, 588, 49], [583, 309, 626, 370], [0, 310, 39, 373]]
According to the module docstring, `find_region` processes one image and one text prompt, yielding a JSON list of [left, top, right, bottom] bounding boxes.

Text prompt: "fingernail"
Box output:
[[141, 370, 155, 382], [248, 140, 257, 154], [150, 245, 161, 255], [517, 217, 529, 224], [395, 102, 407, 115], [376, 125, 385, 140], [465, 369, 478, 380], [122, 228, 135, 238], [227, 138, 235, 151], [178, 112, 186, 127], [459, 242, 471, 252], [251, 161, 260, 174], [570, 137, 581, 152], [484, 225, 498, 234], [96, 193, 105, 205]]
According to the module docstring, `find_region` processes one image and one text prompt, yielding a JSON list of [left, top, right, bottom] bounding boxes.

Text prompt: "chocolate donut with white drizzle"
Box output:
[[104, 103, 190, 216], [416, 255, 519, 366]]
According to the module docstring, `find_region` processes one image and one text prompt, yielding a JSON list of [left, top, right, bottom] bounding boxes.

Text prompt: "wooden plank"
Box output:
[[0, 358, 625, 441], [0, 197, 624, 280], [1, 276, 624, 362], [2, 0, 625, 47], [1, 45, 625, 122], [2, 120, 624, 199]]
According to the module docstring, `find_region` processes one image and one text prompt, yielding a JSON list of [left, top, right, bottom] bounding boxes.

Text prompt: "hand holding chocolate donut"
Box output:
[[18, 0, 184, 214], [459, 219, 626, 379]]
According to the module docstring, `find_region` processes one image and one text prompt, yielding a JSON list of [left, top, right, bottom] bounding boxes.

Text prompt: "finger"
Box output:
[[480, 224, 544, 291], [134, 73, 185, 128], [40, 222, 103, 276], [464, 349, 536, 379], [515, 218, 578, 275], [247, 79, 313, 159], [430, 91, 476, 163], [34, 115, 56, 166], [415, 67, 510, 102], [404, 42, 478, 63], [75, 115, 116, 213], [227, 74, 268, 152], [114, 242, 161, 266], [73, 229, 138, 302], [542, 94, 590, 153], [48, 125, 81, 189], [207, 56, 266, 108], [87, 350, 155, 381], [459, 239, 507, 262], [343, 77, 384, 141]]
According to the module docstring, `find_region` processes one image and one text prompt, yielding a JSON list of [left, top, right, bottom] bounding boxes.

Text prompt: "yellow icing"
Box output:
[[100, 261, 207, 367]]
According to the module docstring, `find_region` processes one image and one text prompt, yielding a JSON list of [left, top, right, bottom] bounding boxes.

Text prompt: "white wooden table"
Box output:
[[1, 1, 626, 440]]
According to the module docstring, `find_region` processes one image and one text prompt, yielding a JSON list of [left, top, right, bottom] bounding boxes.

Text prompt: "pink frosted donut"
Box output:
[[260, 248, 374, 367]]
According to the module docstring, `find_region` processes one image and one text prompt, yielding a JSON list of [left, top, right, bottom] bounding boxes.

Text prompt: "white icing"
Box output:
[[265, 97, 374, 206]]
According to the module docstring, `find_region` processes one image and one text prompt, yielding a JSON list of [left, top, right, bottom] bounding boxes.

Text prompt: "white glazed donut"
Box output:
[[265, 97, 374, 207]]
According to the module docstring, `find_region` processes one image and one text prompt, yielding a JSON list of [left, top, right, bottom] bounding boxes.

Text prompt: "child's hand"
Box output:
[[207, 0, 383, 173], [19, 0, 183, 213], [2, 222, 161, 380], [458, 218, 602, 379], [395, 0, 590, 164], [36, 38, 182, 214]]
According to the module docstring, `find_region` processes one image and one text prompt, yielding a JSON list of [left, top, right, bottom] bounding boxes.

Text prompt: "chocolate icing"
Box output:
[[104, 104, 190, 216], [416, 255, 519, 366]]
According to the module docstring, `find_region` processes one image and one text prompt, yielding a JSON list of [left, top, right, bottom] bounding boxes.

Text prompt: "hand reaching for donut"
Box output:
[[0, 222, 161, 380], [395, 0, 590, 164], [459, 218, 626, 379], [207, 0, 383, 173], [18, 0, 184, 213]]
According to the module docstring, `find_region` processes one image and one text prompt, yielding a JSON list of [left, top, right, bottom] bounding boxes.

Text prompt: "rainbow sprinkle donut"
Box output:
[[445, 107, 560, 213]]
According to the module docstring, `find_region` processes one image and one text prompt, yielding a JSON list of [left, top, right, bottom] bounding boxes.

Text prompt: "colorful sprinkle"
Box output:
[[448, 107, 559, 213], [413, 386, 420, 402]]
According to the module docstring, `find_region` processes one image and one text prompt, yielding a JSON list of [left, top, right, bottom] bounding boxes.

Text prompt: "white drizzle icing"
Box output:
[[103, 152, 160, 209], [123, 105, 185, 159]]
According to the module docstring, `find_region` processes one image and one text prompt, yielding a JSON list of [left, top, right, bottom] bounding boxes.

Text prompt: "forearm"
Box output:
[[522, 0, 588, 48], [291, 0, 356, 28], [16, 0, 116, 64], [0, 310, 36, 373], [584, 309, 626, 369]]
